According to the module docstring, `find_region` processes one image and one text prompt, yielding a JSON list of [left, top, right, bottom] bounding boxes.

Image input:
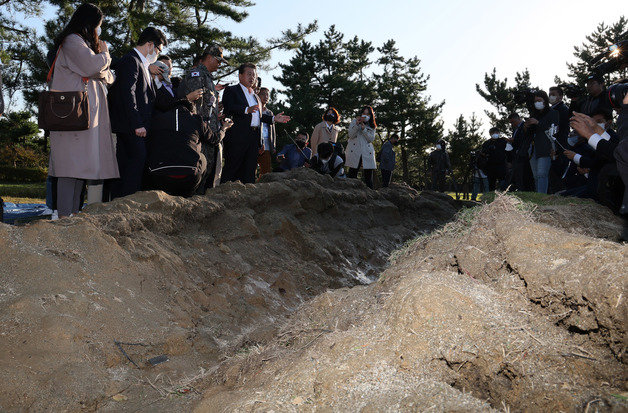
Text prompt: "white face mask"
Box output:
[[548, 95, 558, 104], [491, 133, 500, 139], [597, 122, 606, 130], [96, 26, 102, 37], [146, 44, 159, 64], [362, 115, 370, 122], [534, 101, 545, 111], [436, 144, 442, 150], [567, 136, 579, 147]]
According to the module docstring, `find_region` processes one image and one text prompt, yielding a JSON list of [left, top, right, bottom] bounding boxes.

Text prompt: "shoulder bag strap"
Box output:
[[46, 45, 89, 90]]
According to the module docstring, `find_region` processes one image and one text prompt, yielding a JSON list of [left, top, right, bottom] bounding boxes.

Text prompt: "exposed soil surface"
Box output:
[[0, 171, 625, 411], [0, 169, 457, 411]]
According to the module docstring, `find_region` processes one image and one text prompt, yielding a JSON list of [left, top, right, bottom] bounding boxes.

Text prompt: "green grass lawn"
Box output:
[[1, 182, 46, 204]]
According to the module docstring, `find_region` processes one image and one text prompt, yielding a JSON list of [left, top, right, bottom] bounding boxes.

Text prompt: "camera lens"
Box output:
[[608, 82, 628, 109]]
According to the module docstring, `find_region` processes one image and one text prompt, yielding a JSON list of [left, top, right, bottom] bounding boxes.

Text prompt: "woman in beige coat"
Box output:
[[48, 3, 118, 217], [310, 107, 341, 156], [346, 106, 377, 189]]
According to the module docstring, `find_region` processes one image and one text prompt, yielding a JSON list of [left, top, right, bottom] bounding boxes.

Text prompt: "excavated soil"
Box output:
[[0, 169, 456, 412], [0, 170, 626, 412], [194, 196, 627, 413]]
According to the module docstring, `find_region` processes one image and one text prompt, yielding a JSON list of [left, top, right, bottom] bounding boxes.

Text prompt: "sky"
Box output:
[[21, 0, 627, 133]]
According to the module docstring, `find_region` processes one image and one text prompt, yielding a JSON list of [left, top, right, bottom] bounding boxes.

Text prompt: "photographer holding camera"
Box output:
[[524, 90, 559, 194], [579, 74, 612, 116]]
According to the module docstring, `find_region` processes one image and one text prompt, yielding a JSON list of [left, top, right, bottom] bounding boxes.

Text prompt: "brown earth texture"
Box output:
[[0, 168, 626, 412]]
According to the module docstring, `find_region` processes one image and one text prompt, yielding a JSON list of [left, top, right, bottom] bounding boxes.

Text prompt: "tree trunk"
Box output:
[[400, 122, 409, 184]]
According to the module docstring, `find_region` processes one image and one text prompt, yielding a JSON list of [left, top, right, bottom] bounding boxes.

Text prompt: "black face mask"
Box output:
[[324, 113, 336, 123], [296, 140, 306, 149]]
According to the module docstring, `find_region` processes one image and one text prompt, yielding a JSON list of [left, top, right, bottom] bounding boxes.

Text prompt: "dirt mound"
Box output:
[[193, 195, 627, 413], [0, 169, 456, 411]]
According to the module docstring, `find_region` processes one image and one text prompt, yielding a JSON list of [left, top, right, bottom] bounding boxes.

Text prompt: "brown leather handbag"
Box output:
[[38, 46, 90, 131]]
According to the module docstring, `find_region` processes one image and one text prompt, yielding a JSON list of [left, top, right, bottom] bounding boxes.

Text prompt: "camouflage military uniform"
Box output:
[[178, 64, 224, 192]]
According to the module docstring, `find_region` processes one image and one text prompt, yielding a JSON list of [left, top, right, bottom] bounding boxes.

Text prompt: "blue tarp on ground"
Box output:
[[1, 202, 52, 225]]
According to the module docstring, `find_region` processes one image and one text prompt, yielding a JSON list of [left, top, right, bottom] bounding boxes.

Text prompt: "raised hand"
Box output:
[[274, 112, 290, 123]]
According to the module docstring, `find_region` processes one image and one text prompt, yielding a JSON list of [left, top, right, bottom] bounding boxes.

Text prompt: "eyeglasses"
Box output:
[[154, 43, 163, 54]]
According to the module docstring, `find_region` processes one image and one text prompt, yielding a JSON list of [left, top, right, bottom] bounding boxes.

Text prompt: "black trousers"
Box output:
[[381, 169, 393, 187], [221, 127, 259, 184], [347, 157, 374, 189], [148, 173, 203, 198], [112, 132, 147, 199]]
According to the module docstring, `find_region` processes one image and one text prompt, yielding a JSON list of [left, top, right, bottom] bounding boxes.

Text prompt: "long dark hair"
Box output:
[[53, 3, 103, 54], [360, 105, 377, 128]]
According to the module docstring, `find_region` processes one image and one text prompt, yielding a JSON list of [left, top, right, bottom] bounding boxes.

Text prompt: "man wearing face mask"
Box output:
[[507, 112, 534, 191], [276, 132, 312, 171], [178, 44, 229, 191], [569, 109, 622, 209], [480, 128, 508, 191], [311, 107, 341, 156], [109, 27, 167, 199], [310, 142, 345, 178], [428, 140, 451, 192], [379, 134, 399, 187]]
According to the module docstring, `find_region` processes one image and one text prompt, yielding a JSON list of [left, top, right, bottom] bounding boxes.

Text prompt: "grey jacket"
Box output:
[[379, 140, 396, 171]]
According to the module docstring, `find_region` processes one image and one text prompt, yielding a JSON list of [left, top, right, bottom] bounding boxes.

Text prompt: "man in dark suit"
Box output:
[[548, 86, 571, 193], [508, 112, 534, 191], [109, 27, 167, 198], [221, 63, 290, 184]]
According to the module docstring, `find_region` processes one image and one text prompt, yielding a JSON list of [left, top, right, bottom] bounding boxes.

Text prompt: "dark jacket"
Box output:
[[428, 149, 451, 173], [222, 84, 274, 147], [154, 84, 180, 113], [481, 137, 508, 177], [511, 121, 528, 161], [552, 101, 570, 150], [581, 129, 619, 169], [579, 91, 612, 116], [563, 140, 595, 190], [277, 144, 311, 171], [379, 140, 396, 171], [526, 108, 559, 158], [147, 101, 210, 176], [109, 50, 156, 135]]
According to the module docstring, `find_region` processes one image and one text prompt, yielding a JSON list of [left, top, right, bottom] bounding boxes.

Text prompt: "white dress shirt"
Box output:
[[133, 48, 151, 89], [240, 83, 260, 127]]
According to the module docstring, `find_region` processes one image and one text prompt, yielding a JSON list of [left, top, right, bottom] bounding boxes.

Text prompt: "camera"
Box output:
[[608, 81, 628, 109], [559, 83, 586, 100], [591, 35, 628, 76]]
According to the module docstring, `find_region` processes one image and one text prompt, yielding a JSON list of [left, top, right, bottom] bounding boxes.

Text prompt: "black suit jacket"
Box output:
[[109, 50, 156, 135], [222, 84, 273, 147], [154, 84, 183, 113], [552, 101, 570, 149]]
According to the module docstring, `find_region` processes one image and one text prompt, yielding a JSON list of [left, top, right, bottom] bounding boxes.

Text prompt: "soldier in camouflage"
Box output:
[[178, 44, 229, 193]]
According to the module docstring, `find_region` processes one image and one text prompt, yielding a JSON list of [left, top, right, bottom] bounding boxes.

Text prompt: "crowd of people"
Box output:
[[428, 74, 627, 217], [39, 3, 400, 219], [3, 3, 626, 225]]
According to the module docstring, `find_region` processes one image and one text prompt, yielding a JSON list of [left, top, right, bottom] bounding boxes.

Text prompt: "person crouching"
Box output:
[[310, 142, 345, 178], [146, 100, 224, 197]]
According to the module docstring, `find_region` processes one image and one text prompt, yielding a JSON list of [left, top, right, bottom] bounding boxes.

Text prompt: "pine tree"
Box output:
[[476, 68, 533, 132], [562, 16, 627, 86], [446, 114, 483, 185], [274, 25, 376, 145], [374, 39, 443, 185], [21, 0, 316, 106]]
